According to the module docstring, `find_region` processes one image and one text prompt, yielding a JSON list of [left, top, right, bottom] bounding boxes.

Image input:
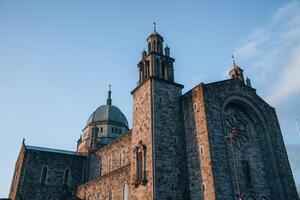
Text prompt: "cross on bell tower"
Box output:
[[153, 22, 157, 32]]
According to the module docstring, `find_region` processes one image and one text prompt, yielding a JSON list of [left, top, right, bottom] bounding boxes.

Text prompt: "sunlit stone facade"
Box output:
[[8, 30, 299, 200]]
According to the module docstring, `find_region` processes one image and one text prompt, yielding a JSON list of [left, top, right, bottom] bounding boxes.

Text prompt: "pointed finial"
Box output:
[[232, 54, 236, 66], [164, 44, 170, 56], [107, 85, 112, 105], [153, 22, 157, 32], [246, 77, 252, 87], [22, 138, 25, 145]]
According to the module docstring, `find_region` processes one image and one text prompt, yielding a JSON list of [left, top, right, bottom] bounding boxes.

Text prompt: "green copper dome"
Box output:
[[86, 105, 128, 128], [86, 86, 128, 128]]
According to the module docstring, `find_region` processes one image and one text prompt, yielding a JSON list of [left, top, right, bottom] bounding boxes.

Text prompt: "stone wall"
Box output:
[[9, 146, 86, 200], [199, 78, 298, 200], [77, 131, 132, 199], [131, 79, 154, 200], [131, 77, 190, 200], [152, 78, 190, 199], [76, 165, 131, 200], [96, 131, 132, 176], [182, 84, 216, 200]]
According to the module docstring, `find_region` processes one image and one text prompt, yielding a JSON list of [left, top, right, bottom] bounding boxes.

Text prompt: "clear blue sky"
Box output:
[[1, 0, 300, 197]]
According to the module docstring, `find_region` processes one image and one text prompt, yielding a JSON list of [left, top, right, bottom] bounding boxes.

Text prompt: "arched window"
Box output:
[[40, 166, 48, 185], [122, 182, 128, 200], [156, 59, 161, 78], [148, 42, 151, 52], [145, 61, 150, 78], [136, 151, 143, 182], [120, 151, 125, 167], [91, 126, 99, 147], [145, 64, 149, 77], [157, 41, 161, 53], [223, 101, 275, 199], [108, 187, 113, 200], [63, 168, 70, 185], [109, 158, 112, 172], [92, 127, 99, 136]]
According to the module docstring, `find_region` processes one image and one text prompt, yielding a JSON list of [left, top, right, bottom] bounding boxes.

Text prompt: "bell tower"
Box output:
[[131, 26, 190, 200], [138, 24, 175, 84]]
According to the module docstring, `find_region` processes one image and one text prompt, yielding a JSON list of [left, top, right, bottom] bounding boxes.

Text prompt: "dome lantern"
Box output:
[[107, 85, 112, 105]]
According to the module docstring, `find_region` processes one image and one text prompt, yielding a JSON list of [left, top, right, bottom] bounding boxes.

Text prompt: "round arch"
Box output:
[[221, 94, 284, 199], [122, 181, 128, 200]]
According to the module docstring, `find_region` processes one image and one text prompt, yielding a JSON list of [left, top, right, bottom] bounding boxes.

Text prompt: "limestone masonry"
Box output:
[[8, 30, 299, 200]]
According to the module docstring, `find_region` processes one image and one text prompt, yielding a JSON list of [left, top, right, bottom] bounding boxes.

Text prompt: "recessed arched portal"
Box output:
[[221, 96, 280, 199]]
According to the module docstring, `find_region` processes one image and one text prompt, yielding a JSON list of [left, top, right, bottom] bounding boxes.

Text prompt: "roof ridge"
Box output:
[[26, 145, 86, 156]]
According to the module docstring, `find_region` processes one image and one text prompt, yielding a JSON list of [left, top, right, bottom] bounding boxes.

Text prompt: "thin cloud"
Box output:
[[267, 47, 300, 102], [234, 1, 300, 104]]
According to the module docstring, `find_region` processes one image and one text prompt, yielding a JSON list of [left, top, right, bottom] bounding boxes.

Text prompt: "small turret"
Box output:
[[229, 55, 244, 82], [246, 77, 252, 87], [164, 45, 170, 57]]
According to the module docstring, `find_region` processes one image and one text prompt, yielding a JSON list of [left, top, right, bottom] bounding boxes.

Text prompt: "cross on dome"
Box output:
[[107, 85, 112, 105]]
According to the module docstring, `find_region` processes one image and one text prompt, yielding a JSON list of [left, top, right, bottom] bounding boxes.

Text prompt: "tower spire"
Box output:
[[107, 85, 112, 105]]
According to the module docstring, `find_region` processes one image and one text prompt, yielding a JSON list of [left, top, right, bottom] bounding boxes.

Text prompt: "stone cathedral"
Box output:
[[8, 30, 299, 200]]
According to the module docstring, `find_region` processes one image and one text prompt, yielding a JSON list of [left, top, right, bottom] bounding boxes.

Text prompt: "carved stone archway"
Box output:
[[223, 100, 271, 199]]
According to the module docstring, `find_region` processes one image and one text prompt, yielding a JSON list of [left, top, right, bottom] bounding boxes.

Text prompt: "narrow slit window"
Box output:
[[134, 141, 147, 186], [63, 168, 70, 185], [122, 182, 128, 200], [109, 158, 112, 172], [41, 166, 48, 185]]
